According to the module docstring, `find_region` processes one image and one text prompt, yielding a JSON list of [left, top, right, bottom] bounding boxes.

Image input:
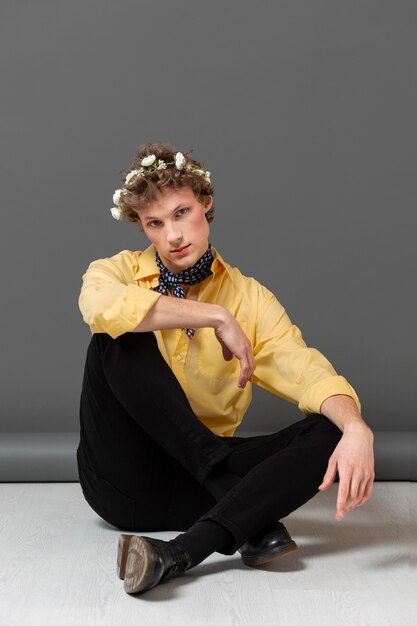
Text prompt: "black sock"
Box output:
[[169, 520, 235, 568]]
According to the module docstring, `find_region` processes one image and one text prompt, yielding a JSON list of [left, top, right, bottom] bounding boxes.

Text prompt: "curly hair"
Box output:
[[117, 141, 215, 232]]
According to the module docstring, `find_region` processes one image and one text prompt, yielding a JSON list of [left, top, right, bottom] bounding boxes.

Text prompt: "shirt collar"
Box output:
[[133, 243, 233, 284]]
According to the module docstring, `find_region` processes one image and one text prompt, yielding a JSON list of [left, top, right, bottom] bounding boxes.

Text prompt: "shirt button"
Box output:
[[176, 355, 182, 361]]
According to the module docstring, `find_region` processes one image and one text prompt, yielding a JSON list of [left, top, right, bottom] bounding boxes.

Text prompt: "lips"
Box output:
[[171, 244, 190, 253]]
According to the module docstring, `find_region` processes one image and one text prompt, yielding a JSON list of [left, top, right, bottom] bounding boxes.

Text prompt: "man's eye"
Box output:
[[148, 209, 188, 227]]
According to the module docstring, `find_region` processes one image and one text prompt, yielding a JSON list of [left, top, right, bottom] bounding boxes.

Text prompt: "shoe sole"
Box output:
[[123, 536, 158, 594], [117, 534, 134, 580], [240, 540, 298, 567]]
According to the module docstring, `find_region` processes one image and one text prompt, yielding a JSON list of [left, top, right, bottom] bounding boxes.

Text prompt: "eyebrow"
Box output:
[[143, 204, 187, 221]]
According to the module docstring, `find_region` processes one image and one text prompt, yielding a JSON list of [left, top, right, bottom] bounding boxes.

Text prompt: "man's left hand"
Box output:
[[318, 424, 375, 521]]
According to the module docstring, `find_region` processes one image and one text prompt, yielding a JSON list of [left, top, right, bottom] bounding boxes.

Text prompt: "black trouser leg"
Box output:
[[77, 331, 342, 554], [191, 415, 343, 553], [80, 331, 233, 482], [77, 331, 237, 530]]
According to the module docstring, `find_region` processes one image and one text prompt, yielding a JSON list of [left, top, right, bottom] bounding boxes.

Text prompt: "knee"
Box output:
[[96, 331, 159, 363], [98, 330, 157, 348]]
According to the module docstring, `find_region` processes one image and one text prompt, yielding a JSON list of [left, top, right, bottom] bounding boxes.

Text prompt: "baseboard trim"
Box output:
[[0, 431, 416, 481]]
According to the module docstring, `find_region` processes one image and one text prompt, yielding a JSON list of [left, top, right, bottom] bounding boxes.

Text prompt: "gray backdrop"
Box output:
[[1, 1, 416, 457]]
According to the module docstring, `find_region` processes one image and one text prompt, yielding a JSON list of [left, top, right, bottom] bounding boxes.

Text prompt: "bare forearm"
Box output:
[[133, 294, 226, 332], [320, 394, 373, 436]]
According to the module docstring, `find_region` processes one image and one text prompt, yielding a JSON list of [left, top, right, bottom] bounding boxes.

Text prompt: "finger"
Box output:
[[349, 478, 374, 510], [349, 472, 362, 503], [366, 477, 374, 499], [356, 475, 370, 505], [246, 348, 254, 383], [336, 476, 351, 517], [239, 369, 251, 387], [352, 473, 374, 508], [246, 342, 255, 372], [346, 491, 363, 511], [238, 362, 251, 387], [356, 476, 374, 506], [239, 350, 255, 387], [319, 458, 337, 490]]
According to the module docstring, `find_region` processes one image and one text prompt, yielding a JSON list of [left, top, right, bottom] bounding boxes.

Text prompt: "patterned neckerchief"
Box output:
[[153, 243, 214, 338]]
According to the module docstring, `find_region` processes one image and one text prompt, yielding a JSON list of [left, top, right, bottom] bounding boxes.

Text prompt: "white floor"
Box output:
[[0, 482, 415, 626]]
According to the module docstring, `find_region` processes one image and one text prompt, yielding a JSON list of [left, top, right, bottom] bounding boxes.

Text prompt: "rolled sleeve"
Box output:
[[252, 283, 361, 417], [298, 375, 361, 416], [78, 253, 162, 339]]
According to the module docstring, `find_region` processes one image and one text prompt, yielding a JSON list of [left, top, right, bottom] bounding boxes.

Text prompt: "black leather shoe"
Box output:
[[238, 521, 298, 567], [120, 535, 192, 594]]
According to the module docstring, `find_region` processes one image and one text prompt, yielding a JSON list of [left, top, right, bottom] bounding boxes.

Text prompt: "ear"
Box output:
[[204, 195, 213, 212]]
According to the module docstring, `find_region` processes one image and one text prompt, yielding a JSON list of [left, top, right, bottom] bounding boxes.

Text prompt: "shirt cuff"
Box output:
[[298, 375, 361, 416], [101, 284, 162, 339]]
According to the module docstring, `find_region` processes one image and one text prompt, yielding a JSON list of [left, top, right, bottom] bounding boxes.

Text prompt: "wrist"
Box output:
[[211, 305, 230, 329], [343, 420, 374, 438]]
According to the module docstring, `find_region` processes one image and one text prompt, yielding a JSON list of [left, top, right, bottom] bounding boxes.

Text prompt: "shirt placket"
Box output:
[[171, 329, 191, 394]]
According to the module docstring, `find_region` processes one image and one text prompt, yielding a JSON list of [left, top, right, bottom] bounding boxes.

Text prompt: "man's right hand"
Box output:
[[214, 310, 255, 388], [132, 296, 255, 388]]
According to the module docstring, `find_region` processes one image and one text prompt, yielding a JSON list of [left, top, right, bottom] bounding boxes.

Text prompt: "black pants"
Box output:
[[77, 332, 343, 555]]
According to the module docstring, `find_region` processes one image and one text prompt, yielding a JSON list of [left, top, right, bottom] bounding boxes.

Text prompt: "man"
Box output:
[[78, 146, 374, 595]]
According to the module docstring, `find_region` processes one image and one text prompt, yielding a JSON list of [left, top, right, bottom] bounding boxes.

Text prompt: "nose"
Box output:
[[166, 227, 183, 245]]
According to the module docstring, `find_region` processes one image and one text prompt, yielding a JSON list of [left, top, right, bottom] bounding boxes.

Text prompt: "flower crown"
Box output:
[[110, 151, 211, 220]]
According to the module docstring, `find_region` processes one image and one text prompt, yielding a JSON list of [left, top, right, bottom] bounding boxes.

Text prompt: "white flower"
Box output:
[[125, 168, 144, 184], [157, 159, 167, 170], [110, 207, 123, 220], [175, 152, 186, 169], [141, 154, 156, 167], [113, 189, 122, 205], [193, 168, 210, 182]]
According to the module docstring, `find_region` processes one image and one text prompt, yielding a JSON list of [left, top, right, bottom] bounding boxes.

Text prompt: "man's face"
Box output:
[[136, 187, 212, 274]]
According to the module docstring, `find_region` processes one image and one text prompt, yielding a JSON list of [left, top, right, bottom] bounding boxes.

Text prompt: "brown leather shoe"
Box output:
[[238, 521, 298, 567], [117, 534, 192, 594]]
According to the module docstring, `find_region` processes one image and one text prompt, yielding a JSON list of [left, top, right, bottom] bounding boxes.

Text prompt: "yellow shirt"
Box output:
[[78, 243, 361, 436]]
